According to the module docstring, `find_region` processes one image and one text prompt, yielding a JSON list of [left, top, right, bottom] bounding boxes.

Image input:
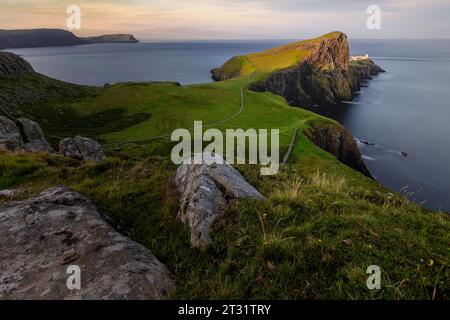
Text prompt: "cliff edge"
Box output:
[[212, 32, 378, 177], [0, 29, 86, 50], [212, 32, 384, 107], [0, 29, 139, 49]]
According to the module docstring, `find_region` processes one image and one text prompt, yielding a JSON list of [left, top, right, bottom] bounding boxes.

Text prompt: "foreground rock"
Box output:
[[0, 186, 174, 300], [17, 118, 53, 153], [174, 154, 264, 248], [0, 116, 23, 151], [59, 136, 106, 162]]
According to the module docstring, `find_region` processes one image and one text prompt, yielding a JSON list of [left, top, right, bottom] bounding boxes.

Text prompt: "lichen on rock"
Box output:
[[173, 153, 264, 248], [0, 186, 174, 300], [16, 118, 54, 153], [0, 116, 53, 153], [59, 136, 106, 162], [0, 116, 23, 151]]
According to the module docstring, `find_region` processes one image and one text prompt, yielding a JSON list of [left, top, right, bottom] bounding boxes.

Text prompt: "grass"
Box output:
[[1, 73, 332, 161], [0, 32, 449, 299], [212, 31, 345, 81], [1, 151, 448, 299]]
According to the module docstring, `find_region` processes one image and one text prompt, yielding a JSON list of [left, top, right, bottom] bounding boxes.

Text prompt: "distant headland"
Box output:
[[0, 29, 139, 50], [81, 34, 139, 44]]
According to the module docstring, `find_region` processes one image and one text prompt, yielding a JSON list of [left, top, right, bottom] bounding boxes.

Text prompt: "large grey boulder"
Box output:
[[17, 118, 53, 153], [59, 136, 105, 162], [0, 186, 174, 300], [173, 153, 264, 249], [0, 116, 23, 151]]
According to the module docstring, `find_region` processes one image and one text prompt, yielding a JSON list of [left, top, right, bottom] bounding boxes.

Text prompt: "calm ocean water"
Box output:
[[7, 39, 450, 211]]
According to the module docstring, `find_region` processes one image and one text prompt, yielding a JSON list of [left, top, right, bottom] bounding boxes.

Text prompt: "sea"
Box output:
[[6, 39, 450, 212]]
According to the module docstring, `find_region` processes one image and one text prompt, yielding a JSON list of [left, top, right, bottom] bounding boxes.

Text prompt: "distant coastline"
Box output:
[[0, 28, 139, 50]]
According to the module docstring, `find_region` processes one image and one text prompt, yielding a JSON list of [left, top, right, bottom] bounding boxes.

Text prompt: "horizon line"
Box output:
[[135, 37, 450, 42]]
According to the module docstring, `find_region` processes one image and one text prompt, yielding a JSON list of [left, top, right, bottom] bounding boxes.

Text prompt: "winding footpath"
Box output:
[[281, 128, 299, 165]]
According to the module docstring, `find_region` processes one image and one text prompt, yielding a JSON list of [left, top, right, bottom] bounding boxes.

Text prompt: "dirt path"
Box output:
[[281, 128, 298, 165]]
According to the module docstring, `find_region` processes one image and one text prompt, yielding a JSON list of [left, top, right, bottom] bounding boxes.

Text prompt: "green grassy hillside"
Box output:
[[0, 35, 449, 299], [1, 75, 449, 299], [211, 32, 343, 81]]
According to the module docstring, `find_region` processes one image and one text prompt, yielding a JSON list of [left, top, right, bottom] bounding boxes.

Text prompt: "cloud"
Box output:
[[0, 0, 449, 39]]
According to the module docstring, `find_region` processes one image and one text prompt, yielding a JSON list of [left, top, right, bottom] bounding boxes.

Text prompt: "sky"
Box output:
[[1, 0, 449, 40]]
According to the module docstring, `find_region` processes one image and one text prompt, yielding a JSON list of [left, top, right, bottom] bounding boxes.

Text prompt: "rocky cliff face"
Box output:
[[213, 32, 384, 108], [302, 32, 350, 72], [349, 59, 385, 92], [0, 52, 34, 77], [251, 33, 384, 107], [306, 122, 372, 177], [252, 63, 354, 106]]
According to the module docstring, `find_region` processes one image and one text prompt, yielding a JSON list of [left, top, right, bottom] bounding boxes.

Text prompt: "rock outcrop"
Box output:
[[0, 116, 106, 161], [0, 116, 53, 153], [59, 136, 106, 162], [253, 63, 354, 106], [0, 186, 174, 300], [0, 116, 24, 151], [306, 122, 372, 177], [349, 59, 385, 92], [173, 154, 264, 248], [0, 52, 34, 77], [16, 118, 53, 153]]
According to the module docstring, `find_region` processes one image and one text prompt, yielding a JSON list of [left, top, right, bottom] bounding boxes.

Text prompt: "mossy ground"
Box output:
[[0, 56, 449, 299]]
